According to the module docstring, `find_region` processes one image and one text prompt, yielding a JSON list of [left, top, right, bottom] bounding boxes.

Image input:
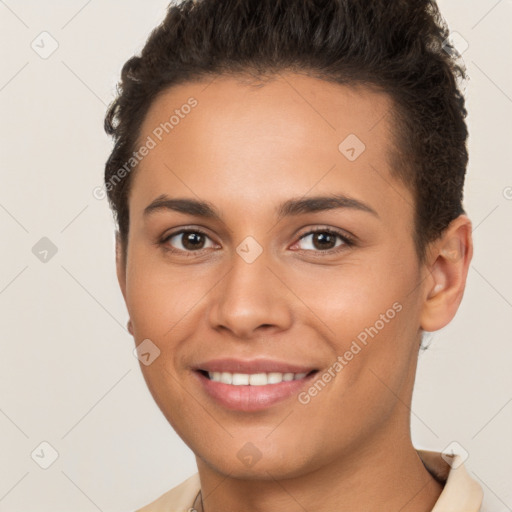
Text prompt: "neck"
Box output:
[[195, 424, 444, 512]]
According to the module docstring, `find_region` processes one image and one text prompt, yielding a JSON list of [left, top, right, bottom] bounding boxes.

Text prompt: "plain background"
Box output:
[[0, 1, 511, 510]]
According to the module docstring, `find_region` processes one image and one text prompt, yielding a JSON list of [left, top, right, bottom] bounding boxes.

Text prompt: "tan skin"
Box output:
[[116, 73, 473, 512]]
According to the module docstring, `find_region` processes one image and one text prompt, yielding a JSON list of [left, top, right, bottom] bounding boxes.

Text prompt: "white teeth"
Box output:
[[267, 372, 284, 384], [206, 371, 310, 385], [232, 373, 249, 385], [220, 372, 232, 384], [249, 373, 268, 386]]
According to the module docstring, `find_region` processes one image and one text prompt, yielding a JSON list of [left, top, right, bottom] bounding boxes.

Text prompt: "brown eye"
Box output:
[[296, 229, 351, 252], [311, 232, 337, 250], [182, 232, 205, 250], [164, 230, 216, 252]]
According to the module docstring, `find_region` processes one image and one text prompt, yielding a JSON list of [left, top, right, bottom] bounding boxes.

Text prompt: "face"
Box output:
[[118, 73, 429, 479]]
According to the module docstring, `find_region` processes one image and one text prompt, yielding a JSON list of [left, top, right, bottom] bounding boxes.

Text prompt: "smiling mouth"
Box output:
[[198, 369, 318, 386]]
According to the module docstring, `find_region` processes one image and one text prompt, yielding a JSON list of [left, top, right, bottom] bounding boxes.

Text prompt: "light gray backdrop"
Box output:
[[0, 1, 511, 510]]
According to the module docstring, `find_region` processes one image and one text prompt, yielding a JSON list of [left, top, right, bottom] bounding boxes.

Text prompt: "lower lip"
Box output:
[[194, 371, 316, 411]]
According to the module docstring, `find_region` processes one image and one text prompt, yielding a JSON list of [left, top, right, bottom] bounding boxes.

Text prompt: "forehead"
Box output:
[[130, 72, 412, 225]]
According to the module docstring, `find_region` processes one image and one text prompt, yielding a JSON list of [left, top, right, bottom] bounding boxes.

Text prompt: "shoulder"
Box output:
[[135, 473, 201, 512], [417, 449, 483, 512]]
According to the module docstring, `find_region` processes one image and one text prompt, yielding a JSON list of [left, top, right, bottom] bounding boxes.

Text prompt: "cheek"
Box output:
[[292, 298, 418, 453], [290, 252, 421, 395], [291, 255, 415, 340], [125, 251, 206, 338]]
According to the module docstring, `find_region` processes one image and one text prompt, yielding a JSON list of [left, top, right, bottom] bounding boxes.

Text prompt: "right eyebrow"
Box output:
[[143, 195, 222, 220]]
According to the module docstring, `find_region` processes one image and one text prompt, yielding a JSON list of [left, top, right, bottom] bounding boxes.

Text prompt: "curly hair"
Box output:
[[104, 0, 468, 264]]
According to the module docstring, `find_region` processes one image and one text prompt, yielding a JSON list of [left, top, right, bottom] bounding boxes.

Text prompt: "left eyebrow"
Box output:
[[276, 194, 379, 220]]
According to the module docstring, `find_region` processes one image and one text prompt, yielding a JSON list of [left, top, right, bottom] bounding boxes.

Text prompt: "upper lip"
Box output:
[[194, 358, 317, 374]]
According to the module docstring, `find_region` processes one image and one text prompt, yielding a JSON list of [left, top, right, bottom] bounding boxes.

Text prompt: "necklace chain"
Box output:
[[192, 490, 204, 512]]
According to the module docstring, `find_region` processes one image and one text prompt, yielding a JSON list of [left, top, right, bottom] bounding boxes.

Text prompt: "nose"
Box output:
[[207, 248, 293, 340]]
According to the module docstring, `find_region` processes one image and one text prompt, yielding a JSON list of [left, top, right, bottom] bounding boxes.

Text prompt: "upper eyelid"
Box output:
[[294, 228, 354, 249]]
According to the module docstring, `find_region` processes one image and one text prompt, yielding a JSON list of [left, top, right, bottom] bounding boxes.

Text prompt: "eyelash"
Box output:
[[158, 226, 355, 257]]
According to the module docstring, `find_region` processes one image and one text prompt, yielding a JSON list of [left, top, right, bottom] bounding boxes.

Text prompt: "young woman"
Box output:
[[104, 1, 483, 510]]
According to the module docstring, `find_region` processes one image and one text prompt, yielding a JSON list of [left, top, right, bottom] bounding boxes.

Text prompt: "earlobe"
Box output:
[[420, 215, 473, 332]]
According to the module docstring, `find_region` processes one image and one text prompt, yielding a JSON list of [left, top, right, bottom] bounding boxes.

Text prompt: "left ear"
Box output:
[[419, 214, 473, 332]]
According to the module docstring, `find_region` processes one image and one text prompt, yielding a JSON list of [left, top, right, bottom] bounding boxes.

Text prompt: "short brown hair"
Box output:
[[104, 0, 468, 263]]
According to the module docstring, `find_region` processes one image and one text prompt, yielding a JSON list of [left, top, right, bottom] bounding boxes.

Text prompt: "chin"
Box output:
[[196, 442, 320, 481]]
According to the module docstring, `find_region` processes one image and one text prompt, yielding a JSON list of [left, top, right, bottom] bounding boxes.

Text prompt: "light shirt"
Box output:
[[135, 449, 483, 512]]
